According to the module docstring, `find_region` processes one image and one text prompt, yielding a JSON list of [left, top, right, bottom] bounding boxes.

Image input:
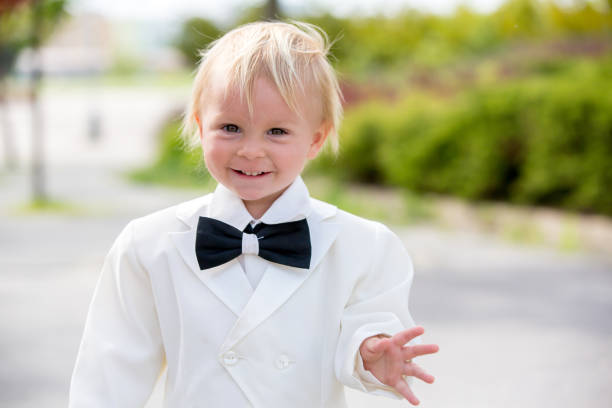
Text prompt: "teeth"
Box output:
[[240, 170, 264, 176]]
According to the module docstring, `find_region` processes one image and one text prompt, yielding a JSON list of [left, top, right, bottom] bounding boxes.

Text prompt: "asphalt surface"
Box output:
[[1, 87, 611, 408]]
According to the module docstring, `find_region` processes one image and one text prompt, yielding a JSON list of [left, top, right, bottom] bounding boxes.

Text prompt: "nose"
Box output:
[[237, 137, 265, 160]]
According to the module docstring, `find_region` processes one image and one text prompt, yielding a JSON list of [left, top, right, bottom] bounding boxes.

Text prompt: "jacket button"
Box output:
[[223, 351, 238, 366], [275, 354, 290, 370]]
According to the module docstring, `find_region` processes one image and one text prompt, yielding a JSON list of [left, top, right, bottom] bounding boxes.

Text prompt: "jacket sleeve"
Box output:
[[69, 220, 165, 407], [335, 222, 419, 399]]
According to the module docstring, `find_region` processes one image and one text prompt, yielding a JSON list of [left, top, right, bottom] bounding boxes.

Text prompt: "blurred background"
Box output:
[[1, 0, 611, 407]]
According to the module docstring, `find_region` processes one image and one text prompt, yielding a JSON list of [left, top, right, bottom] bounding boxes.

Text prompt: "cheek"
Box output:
[[278, 145, 310, 171], [202, 138, 229, 170]]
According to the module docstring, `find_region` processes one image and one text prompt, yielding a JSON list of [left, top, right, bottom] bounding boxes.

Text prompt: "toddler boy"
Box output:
[[69, 20, 438, 407]]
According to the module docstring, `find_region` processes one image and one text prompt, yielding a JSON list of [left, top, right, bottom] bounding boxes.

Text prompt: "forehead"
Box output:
[[204, 68, 322, 122]]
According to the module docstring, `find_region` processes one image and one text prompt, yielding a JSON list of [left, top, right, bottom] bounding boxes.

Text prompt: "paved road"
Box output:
[[1, 87, 611, 407]]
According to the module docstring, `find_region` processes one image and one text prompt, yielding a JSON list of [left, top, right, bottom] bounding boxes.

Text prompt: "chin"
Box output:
[[231, 187, 266, 200], [239, 187, 285, 203]]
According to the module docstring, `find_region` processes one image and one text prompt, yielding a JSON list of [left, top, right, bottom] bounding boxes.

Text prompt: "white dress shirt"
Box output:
[[207, 176, 312, 289]]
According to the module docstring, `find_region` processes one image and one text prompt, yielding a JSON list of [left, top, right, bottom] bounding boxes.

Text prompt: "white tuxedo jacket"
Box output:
[[69, 178, 417, 407]]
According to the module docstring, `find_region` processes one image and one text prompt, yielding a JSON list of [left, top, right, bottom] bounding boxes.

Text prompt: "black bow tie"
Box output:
[[195, 217, 311, 270]]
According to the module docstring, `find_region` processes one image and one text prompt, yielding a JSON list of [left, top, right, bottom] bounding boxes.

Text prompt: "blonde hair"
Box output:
[[181, 20, 343, 153]]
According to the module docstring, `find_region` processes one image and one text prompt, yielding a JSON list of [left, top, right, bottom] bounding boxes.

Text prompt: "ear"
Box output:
[[307, 121, 331, 159], [195, 114, 203, 141]]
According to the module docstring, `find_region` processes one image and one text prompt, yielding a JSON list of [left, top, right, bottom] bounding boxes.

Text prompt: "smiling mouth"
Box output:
[[232, 169, 270, 177]]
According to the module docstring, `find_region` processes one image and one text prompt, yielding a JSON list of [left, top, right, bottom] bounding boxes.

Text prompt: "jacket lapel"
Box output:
[[220, 199, 339, 352], [169, 195, 254, 317]]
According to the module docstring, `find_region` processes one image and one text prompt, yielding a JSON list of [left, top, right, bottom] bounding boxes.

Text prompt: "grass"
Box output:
[[12, 197, 87, 216], [501, 221, 545, 246], [6, 71, 194, 96], [558, 219, 581, 252], [127, 162, 214, 191], [305, 175, 435, 225]]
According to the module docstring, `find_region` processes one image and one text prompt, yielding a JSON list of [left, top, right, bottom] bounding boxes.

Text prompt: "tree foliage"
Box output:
[[302, 0, 612, 74], [174, 17, 222, 67], [174, 0, 285, 68], [0, 0, 67, 78]]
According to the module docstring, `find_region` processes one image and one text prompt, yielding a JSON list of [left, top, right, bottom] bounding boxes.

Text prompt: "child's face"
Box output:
[[198, 73, 328, 217]]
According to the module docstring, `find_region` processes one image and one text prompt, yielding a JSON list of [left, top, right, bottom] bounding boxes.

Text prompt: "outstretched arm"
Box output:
[[360, 326, 439, 405]]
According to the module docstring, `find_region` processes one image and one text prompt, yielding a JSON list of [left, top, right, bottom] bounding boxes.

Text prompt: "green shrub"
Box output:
[[129, 117, 212, 189], [512, 77, 612, 213], [356, 88, 529, 201], [314, 60, 612, 215]]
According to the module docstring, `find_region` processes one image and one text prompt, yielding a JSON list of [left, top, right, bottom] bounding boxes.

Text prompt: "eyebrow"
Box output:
[[213, 109, 301, 125]]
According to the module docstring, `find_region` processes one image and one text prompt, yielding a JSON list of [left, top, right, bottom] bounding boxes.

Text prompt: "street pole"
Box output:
[[30, 0, 46, 202], [0, 79, 18, 170]]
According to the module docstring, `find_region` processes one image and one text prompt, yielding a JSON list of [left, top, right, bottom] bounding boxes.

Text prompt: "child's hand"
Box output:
[[359, 326, 438, 405]]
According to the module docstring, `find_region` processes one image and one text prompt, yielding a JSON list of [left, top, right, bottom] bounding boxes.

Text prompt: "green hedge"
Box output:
[[314, 60, 612, 215], [129, 115, 211, 189]]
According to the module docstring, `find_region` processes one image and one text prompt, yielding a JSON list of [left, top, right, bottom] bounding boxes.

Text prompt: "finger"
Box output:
[[404, 361, 435, 384], [392, 326, 425, 347], [402, 343, 439, 360], [393, 377, 420, 405]]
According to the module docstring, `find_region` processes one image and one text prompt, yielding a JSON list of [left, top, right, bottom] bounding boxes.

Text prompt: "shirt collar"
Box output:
[[207, 176, 312, 231]]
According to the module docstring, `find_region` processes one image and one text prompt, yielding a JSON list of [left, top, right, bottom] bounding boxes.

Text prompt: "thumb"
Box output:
[[370, 336, 388, 354], [362, 335, 386, 358]]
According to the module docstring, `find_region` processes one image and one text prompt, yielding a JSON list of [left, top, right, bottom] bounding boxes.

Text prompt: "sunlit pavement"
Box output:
[[1, 87, 611, 407]]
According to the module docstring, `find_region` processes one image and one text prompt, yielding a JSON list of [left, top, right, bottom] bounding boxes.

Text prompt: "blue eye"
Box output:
[[223, 124, 240, 133], [268, 128, 287, 136]]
